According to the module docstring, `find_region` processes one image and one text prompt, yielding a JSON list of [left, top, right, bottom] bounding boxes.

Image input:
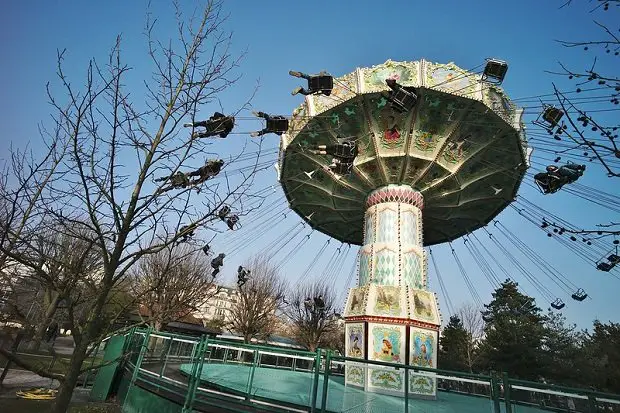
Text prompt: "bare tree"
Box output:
[[319, 321, 345, 355], [0, 220, 107, 385], [0, 1, 264, 411], [544, 1, 619, 179], [525, 2, 620, 251], [131, 245, 219, 330], [283, 281, 340, 352], [457, 303, 485, 373], [228, 256, 287, 343]]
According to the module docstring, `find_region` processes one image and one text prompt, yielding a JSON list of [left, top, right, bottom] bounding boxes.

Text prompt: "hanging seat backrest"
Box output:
[[267, 117, 289, 133], [309, 75, 333, 92]]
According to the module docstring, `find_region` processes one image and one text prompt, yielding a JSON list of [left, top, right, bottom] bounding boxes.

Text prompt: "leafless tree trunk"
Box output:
[[131, 244, 220, 330], [457, 303, 485, 373], [0, 2, 265, 412], [228, 256, 287, 343], [283, 281, 340, 352]]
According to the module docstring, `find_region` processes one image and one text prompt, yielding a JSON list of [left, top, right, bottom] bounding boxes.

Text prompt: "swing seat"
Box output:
[[332, 161, 353, 175], [389, 88, 418, 113], [535, 173, 562, 194], [551, 299, 565, 310], [597, 262, 613, 272], [227, 215, 239, 230], [482, 59, 508, 84], [267, 117, 289, 133], [309, 75, 334, 95], [218, 205, 231, 219], [571, 289, 587, 301], [331, 142, 358, 160], [542, 107, 564, 127], [608, 254, 619, 264]]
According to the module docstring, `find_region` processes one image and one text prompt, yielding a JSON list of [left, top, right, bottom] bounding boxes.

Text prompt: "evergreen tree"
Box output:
[[438, 315, 470, 372], [478, 279, 547, 380], [541, 311, 584, 386], [581, 321, 620, 393]]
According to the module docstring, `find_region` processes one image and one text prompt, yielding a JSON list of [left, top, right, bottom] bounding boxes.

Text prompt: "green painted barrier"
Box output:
[[90, 334, 127, 401]]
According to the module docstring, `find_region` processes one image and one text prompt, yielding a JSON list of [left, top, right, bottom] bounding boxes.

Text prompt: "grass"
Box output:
[[0, 399, 120, 413]]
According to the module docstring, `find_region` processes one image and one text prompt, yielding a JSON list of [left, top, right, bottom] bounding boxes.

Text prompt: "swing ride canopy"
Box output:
[[278, 59, 530, 246]]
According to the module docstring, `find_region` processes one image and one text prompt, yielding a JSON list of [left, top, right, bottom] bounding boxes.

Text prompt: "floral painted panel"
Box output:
[[346, 365, 365, 387], [369, 368, 404, 391], [409, 373, 435, 395]]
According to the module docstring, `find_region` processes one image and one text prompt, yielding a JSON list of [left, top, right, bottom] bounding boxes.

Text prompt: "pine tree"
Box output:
[[582, 321, 620, 393], [438, 315, 470, 372], [541, 311, 583, 386], [478, 279, 547, 380]]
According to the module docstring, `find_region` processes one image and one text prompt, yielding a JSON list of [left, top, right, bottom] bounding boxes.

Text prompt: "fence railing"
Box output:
[[114, 328, 620, 413]]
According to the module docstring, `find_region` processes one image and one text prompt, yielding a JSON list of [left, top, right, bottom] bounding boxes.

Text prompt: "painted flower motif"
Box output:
[[387, 72, 401, 81], [384, 128, 401, 142]]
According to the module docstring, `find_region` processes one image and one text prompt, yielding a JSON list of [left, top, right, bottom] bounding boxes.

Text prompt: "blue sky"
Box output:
[[1, 0, 618, 330]]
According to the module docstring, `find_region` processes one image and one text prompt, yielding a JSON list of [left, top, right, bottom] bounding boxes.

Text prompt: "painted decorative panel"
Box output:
[[345, 364, 365, 387], [345, 287, 368, 317], [346, 323, 364, 358], [358, 248, 372, 286], [409, 289, 440, 325], [376, 208, 398, 243], [369, 324, 404, 363], [369, 368, 404, 392], [372, 285, 402, 317], [409, 372, 436, 396], [362, 60, 419, 94], [286, 104, 309, 144], [402, 250, 423, 288], [410, 328, 436, 368], [363, 209, 375, 245], [373, 248, 397, 285], [425, 62, 477, 97], [409, 327, 438, 397], [399, 209, 418, 245]]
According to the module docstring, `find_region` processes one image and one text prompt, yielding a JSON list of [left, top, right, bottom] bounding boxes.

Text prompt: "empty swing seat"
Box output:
[[597, 262, 613, 272], [390, 88, 418, 113], [542, 107, 564, 127], [482, 59, 508, 83], [551, 299, 565, 310], [571, 289, 587, 301], [608, 254, 620, 265]]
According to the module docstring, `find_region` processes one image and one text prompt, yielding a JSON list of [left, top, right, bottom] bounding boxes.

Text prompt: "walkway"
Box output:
[[179, 363, 548, 413]]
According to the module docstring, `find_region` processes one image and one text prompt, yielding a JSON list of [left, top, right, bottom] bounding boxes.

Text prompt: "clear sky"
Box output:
[[1, 0, 618, 330]]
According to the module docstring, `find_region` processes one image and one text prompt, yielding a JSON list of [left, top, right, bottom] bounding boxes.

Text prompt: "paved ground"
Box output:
[[0, 369, 60, 394], [51, 336, 75, 356]]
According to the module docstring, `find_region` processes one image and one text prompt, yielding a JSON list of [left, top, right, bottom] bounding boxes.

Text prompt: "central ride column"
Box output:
[[343, 184, 441, 399]]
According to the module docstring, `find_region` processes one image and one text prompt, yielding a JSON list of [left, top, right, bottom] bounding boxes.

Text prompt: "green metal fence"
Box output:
[[100, 328, 620, 413]]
